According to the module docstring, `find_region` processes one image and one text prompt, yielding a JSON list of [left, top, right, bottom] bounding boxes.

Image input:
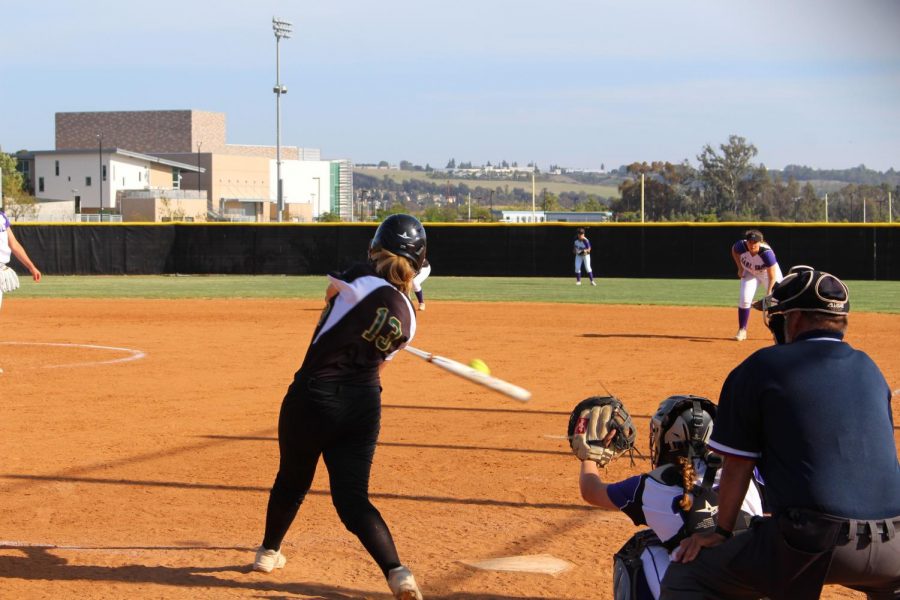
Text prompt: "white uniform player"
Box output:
[[0, 210, 42, 312], [731, 229, 782, 341], [573, 228, 596, 286], [0, 210, 42, 374], [412, 258, 430, 311]]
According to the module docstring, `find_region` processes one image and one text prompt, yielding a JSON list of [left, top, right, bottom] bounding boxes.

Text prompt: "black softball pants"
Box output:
[[262, 377, 402, 577]]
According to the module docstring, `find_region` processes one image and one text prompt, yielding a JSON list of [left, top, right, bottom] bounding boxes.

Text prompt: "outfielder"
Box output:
[[663, 268, 900, 599], [573, 228, 596, 286], [571, 395, 764, 599], [1, 210, 42, 373], [253, 214, 426, 600], [730, 229, 782, 341]]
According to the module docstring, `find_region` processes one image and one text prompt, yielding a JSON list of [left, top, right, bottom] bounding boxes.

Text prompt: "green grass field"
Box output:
[[10, 275, 899, 313], [355, 168, 621, 199]]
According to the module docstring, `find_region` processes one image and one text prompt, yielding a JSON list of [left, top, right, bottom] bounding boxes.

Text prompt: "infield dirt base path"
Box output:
[[1, 298, 897, 599]]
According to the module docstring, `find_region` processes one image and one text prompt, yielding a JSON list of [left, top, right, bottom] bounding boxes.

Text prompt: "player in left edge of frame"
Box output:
[[252, 214, 426, 600]]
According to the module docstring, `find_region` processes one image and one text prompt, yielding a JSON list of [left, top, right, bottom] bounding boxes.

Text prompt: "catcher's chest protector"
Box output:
[[612, 530, 661, 600], [648, 463, 721, 550]]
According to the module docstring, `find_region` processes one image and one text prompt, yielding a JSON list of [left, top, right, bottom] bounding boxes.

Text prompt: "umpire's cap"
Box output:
[[755, 267, 849, 316], [370, 214, 427, 272]]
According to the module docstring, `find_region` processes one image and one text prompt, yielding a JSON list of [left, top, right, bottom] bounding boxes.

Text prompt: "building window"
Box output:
[[86, 176, 92, 186], [38, 177, 45, 192], [55, 160, 60, 176], [102, 165, 107, 181], [172, 169, 181, 190]]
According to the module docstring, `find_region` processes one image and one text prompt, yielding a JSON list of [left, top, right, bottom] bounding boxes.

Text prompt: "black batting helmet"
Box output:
[[370, 214, 427, 272]]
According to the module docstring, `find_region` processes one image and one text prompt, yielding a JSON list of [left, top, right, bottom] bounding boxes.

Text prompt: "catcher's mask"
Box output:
[[753, 266, 849, 345], [649, 395, 717, 468], [370, 214, 427, 273]]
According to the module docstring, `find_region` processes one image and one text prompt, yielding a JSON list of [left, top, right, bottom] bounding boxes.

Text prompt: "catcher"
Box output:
[[569, 395, 765, 600]]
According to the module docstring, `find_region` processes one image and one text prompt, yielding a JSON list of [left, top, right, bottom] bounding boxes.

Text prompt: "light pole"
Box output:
[[96, 133, 103, 220], [312, 176, 321, 216], [531, 165, 536, 222], [196, 141, 202, 192], [272, 17, 292, 223]]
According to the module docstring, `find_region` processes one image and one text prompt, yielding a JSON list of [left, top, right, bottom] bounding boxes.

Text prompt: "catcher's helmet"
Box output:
[[753, 266, 849, 344], [649, 395, 717, 468], [370, 214, 427, 272]]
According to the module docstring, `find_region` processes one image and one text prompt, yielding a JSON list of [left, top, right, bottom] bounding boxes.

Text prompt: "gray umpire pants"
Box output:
[[660, 513, 900, 600]]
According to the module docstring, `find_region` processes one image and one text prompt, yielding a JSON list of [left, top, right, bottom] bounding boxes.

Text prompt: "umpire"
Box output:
[[661, 267, 900, 600]]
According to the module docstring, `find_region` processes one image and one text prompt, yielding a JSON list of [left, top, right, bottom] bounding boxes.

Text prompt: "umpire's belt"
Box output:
[[783, 508, 900, 543], [841, 517, 900, 542]]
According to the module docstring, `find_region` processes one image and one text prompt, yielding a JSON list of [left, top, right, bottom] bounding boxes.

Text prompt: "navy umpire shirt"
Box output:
[[709, 330, 900, 519]]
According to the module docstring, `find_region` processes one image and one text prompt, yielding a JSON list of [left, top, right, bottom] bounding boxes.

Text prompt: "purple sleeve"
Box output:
[[759, 248, 777, 267], [585, 238, 592, 250], [0, 211, 9, 229], [606, 474, 642, 509], [732, 240, 745, 254]]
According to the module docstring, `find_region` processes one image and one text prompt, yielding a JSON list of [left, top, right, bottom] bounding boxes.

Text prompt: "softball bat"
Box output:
[[403, 345, 531, 403]]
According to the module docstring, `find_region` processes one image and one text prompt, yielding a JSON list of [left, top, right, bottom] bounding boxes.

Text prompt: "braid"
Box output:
[[677, 456, 695, 511]]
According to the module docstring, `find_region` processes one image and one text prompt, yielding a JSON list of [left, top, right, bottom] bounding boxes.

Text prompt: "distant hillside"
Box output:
[[354, 167, 623, 198], [772, 164, 900, 187]]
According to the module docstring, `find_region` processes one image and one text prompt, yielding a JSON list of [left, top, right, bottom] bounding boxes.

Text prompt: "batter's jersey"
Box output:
[[0, 211, 11, 264], [710, 331, 900, 518], [733, 239, 781, 278], [574, 237, 591, 255], [293, 262, 416, 386]]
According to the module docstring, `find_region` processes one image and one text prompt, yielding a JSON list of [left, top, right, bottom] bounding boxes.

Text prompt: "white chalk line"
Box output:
[[0, 540, 252, 552], [0, 342, 146, 369]]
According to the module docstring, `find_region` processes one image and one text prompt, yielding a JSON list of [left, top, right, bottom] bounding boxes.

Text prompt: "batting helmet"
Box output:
[[370, 214, 427, 272], [649, 395, 717, 468]]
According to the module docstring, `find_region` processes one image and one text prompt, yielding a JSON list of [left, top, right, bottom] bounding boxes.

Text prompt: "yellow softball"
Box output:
[[468, 358, 491, 375]]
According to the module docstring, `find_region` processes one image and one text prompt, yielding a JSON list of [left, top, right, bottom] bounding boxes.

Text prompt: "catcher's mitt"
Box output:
[[0, 265, 20, 293], [567, 396, 637, 466]]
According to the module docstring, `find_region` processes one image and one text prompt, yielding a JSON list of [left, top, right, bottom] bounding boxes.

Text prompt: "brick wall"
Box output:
[[56, 110, 226, 153]]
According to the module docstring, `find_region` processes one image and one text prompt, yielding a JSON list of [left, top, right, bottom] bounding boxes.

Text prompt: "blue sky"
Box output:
[[2, 0, 898, 171]]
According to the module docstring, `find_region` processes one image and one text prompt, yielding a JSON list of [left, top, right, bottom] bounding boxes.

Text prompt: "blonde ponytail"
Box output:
[[370, 248, 416, 294]]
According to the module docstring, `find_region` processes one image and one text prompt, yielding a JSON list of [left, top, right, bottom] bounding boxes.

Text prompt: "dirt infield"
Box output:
[[1, 298, 897, 599]]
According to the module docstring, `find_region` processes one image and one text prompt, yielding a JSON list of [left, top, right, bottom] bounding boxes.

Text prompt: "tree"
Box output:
[[541, 189, 560, 211], [1, 152, 38, 218], [696, 135, 760, 217], [446, 158, 456, 169], [317, 211, 342, 222], [399, 160, 413, 170], [377, 160, 389, 168]]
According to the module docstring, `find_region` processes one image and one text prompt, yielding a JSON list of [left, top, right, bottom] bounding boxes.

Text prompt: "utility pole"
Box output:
[[96, 133, 103, 220]]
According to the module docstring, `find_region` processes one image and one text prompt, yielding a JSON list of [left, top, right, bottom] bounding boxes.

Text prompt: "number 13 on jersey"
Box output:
[[361, 307, 404, 352]]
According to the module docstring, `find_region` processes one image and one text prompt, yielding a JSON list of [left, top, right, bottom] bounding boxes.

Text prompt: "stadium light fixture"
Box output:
[[272, 17, 293, 222]]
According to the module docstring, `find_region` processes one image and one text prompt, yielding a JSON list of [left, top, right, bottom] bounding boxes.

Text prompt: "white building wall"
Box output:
[[35, 153, 104, 207], [35, 152, 155, 211], [271, 160, 332, 218]]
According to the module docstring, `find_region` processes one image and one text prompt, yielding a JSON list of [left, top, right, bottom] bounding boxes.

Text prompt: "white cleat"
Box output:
[[590, 281, 597, 286], [253, 545, 286, 573], [418, 303, 425, 311], [734, 329, 747, 341], [388, 565, 423, 600], [575, 281, 582, 286]]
